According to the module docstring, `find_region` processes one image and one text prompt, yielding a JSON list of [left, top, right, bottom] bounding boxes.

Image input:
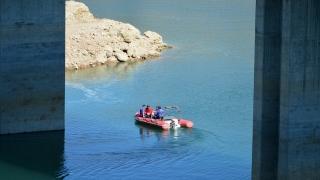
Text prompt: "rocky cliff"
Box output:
[[66, 1, 170, 70]]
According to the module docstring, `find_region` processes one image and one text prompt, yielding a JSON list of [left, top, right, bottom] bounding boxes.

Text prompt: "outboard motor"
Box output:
[[170, 118, 181, 128]]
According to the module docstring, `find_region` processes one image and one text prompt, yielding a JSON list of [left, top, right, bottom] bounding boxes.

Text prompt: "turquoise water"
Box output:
[[0, 0, 255, 179]]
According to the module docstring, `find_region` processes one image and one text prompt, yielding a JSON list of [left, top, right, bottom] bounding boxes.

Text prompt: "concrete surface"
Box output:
[[0, 0, 65, 134], [253, 0, 320, 179]]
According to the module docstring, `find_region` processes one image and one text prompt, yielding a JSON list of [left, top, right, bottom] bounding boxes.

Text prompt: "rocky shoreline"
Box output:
[[66, 1, 171, 70]]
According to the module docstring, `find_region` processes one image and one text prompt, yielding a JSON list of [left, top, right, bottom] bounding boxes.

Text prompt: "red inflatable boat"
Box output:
[[134, 106, 194, 130]]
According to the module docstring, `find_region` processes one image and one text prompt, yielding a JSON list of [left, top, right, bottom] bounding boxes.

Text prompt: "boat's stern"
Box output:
[[170, 118, 181, 128], [163, 117, 181, 129]]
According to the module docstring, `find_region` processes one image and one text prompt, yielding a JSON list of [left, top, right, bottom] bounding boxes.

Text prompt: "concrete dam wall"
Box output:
[[0, 0, 65, 134], [253, 0, 320, 179]]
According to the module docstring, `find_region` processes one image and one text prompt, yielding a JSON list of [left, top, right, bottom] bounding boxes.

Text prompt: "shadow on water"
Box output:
[[0, 131, 67, 180]]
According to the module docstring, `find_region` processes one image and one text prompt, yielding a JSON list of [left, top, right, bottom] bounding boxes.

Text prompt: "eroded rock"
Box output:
[[65, 1, 171, 70]]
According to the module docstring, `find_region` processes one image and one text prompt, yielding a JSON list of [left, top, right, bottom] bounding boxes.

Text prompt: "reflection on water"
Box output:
[[66, 60, 146, 83], [137, 123, 174, 140], [0, 131, 67, 180]]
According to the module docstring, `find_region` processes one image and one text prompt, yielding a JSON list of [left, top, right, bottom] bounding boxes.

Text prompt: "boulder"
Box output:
[[96, 53, 107, 64], [66, 1, 95, 23], [127, 48, 134, 57], [125, 24, 141, 37], [115, 51, 128, 62], [121, 32, 133, 43], [144, 31, 163, 43], [105, 45, 113, 57]]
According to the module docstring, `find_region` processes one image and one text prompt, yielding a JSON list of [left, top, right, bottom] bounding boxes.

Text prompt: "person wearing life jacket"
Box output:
[[139, 105, 146, 117], [154, 106, 164, 119], [145, 105, 153, 118]]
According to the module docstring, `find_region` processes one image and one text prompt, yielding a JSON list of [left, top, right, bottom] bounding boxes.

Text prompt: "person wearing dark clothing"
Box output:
[[139, 105, 146, 117]]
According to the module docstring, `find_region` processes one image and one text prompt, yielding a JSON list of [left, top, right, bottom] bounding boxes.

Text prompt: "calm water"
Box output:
[[0, 0, 255, 179]]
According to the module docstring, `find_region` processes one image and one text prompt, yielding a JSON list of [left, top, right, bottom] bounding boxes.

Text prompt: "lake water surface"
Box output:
[[0, 0, 255, 179]]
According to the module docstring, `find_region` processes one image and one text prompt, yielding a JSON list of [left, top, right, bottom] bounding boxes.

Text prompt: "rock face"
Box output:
[[66, 1, 171, 70]]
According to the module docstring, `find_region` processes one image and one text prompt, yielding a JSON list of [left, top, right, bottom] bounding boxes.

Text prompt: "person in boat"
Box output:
[[145, 105, 153, 118], [154, 106, 164, 119], [139, 105, 146, 117]]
